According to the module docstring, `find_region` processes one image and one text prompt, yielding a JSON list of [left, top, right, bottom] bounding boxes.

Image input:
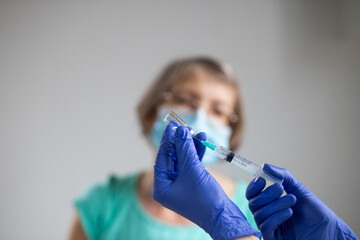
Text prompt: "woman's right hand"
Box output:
[[153, 121, 261, 240]]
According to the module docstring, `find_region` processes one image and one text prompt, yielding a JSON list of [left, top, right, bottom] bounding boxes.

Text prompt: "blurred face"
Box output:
[[165, 68, 237, 126], [148, 68, 238, 163]]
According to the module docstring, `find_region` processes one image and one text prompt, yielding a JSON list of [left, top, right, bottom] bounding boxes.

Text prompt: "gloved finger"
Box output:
[[174, 126, 202, 170], [259, 208, 293, 240], [248, 182, 284, 212], [193, 132, 207, 162], [246, 177, 266, 200], [263, 163, 308, 197], [253, 194, 296, 226], [155, 121, 178, 173]]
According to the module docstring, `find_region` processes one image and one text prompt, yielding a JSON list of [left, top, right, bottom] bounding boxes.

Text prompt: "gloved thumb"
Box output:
[[193, 132, 207, 162], [174, 126, 203, 171], [262, 163, 310, 197]]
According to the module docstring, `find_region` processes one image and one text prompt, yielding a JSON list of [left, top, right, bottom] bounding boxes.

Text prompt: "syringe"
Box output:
[[163, 110, 282, 184]]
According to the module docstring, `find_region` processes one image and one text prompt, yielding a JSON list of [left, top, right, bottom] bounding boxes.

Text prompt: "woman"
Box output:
[[68, 56, 257, 240]]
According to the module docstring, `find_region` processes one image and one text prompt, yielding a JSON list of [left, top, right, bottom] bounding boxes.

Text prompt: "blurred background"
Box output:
[[0, 1, 359, 239]]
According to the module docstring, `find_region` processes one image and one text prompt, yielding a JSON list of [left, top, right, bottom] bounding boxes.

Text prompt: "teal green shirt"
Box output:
[[75, 173, 258, 240]]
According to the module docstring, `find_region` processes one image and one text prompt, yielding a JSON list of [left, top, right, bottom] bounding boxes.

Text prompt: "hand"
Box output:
[[153, 121, 261, 240], [246, 164, 357, 240]]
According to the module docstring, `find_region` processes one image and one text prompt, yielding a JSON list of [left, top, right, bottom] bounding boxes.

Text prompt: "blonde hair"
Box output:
[[137, 56, 244, 150]]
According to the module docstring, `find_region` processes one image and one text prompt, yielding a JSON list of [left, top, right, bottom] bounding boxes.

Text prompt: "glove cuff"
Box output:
[[209, 200, 261, 240]]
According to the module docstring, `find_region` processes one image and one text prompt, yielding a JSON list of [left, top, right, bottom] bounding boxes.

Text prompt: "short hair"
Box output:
[[137, 56, 244, 150]]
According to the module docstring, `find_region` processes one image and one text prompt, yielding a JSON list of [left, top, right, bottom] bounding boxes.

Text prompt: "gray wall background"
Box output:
[[0, 1, 359, 239]]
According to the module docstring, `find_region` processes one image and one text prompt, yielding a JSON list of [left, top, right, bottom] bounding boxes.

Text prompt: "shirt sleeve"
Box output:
[[74, 183, 109, 240]]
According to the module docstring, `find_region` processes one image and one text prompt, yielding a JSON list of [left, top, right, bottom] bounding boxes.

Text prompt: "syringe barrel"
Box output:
[[215, 146, 283, 184], [215, 146, 261, 176]]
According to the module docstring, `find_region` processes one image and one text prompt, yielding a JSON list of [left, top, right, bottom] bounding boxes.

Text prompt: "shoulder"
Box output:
[[107, 173, 139, 195], [79, 173, 139, 202], [74, 172, 141, 221], [73, 173, 141, 239]]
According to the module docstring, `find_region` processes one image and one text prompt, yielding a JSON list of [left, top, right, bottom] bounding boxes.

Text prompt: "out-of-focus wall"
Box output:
[[0, 1, 359, 239]]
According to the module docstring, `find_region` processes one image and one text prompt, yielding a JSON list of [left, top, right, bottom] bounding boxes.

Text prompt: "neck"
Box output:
[[138, 169, 155, 201]]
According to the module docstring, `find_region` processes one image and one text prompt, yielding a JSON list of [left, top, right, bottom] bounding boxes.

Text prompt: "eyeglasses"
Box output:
[[162, 91, 238, 125]]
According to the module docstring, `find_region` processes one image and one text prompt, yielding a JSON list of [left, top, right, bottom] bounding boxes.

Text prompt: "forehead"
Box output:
[[172, 68, 237, 107]]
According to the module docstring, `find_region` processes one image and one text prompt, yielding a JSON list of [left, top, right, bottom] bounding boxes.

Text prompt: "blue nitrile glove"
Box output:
[[246, 163, 358, 240], [153, 121, 261, 240]]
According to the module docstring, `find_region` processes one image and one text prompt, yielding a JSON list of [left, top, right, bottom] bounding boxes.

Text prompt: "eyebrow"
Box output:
[[175, 90, 232, 109]]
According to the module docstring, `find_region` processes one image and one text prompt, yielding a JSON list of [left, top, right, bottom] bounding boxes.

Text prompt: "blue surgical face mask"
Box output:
[[149, 106, 232, 166]]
